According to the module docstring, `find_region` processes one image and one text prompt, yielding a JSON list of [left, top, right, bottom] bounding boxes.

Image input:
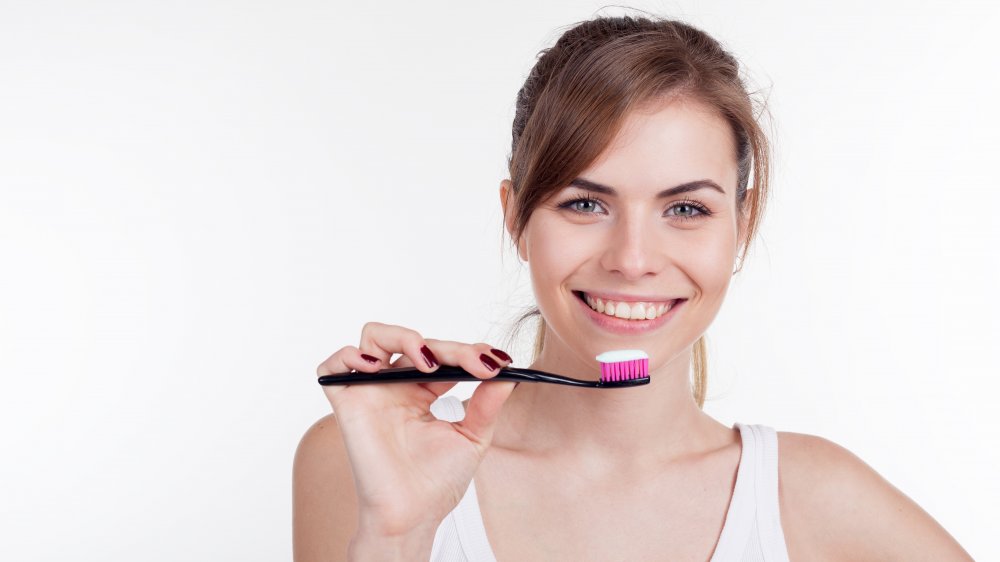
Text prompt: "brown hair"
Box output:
[[501, 14, 771, 408]]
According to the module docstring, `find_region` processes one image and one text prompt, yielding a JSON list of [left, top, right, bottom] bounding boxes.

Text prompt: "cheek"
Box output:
[[676, 230, 737, 297], [526, 220, 585, 291]]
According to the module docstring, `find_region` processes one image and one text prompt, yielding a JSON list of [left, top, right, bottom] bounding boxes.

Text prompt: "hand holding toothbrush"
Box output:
[[315, 321, 518, 546]]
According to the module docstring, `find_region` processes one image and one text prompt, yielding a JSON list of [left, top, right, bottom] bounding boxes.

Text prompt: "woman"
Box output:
[[294, 15, 973, 561]]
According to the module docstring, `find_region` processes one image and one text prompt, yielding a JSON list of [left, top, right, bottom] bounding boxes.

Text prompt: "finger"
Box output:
[[316, 345, 384, 404], [316, 344, 385, 377], [358, 321, 440, 373], [411, 341, 514, 398], [415, 340, 514, 381], [456, 379, 518, 451], [388, 354, 415, 368]]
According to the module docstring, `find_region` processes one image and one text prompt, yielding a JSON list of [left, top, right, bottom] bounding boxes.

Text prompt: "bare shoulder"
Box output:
[[776, 431, 973, 562], [292, 413, 358, 562]]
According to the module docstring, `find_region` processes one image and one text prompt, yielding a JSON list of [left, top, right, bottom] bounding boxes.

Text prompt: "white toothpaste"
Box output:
[[595, 349, 649, 363]]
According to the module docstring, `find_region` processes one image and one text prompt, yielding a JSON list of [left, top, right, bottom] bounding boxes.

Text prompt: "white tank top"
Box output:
[[426, 395, 791, 562]]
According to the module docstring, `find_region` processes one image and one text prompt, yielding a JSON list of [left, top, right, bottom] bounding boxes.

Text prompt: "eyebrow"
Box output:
[[568, 177, 726, 198]]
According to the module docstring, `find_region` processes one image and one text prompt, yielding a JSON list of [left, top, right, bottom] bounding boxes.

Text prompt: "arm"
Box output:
[[293, 414, 359, 562], [779, 432, 974, 561], [292, 414, 439, 562]]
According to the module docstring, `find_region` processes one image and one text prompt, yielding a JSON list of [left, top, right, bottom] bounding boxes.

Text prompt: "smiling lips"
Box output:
[[577, 291, 680, 321]]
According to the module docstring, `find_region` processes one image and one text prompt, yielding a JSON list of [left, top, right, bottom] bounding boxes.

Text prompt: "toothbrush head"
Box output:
[[595, 349, 650, 386]]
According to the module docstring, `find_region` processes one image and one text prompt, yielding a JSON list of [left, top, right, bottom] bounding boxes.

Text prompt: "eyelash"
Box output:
[[555, 195, 713, 221]]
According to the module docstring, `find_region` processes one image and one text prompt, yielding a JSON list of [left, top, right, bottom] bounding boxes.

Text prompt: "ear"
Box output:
[[733, 204, 751, 274], [736, 201, 751, 248], [499, 179, 527, 262]]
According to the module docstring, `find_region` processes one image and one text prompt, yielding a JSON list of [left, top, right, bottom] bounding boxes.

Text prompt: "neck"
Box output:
[[492, 342, 730, 473]]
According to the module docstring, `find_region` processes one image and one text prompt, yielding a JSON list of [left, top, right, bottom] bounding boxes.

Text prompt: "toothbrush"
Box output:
[[317, 349, 650, 389]]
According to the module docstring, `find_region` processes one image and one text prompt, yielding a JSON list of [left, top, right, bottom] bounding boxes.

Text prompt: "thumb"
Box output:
[[457, 380, 518, 449]]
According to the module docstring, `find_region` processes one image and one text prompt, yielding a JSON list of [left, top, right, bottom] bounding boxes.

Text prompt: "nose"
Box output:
[[598, 210, 665, 281]]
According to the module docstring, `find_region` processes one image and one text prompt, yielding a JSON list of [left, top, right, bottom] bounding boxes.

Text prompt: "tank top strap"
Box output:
[[750, 423, 791, 561], [715, 423, 790, 562], [453, 478, 498, 561], [710, 422, 758, 560]]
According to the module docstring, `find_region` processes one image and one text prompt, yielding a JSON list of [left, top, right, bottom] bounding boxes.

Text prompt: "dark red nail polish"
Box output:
[[490, 348, 512, 362], [420, 345, 439, 368], [360, 353, 379, 364], [480, 353, 500, 371]]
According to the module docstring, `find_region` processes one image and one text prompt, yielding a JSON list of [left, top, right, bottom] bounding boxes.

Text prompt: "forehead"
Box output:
[[580, 96, 738, 194]]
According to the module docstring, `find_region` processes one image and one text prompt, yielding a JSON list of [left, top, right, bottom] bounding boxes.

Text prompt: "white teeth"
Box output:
[[583, 292, 676, 321], [629, 303, 645, 320]]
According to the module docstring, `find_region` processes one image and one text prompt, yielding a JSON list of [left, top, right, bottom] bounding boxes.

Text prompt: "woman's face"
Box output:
[[502, 96, 749, 368]]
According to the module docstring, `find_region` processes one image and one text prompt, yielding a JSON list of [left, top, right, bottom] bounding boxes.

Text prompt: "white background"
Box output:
[[1, 1, 997, 560]]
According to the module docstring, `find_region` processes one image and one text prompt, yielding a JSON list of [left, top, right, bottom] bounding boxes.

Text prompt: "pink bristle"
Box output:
[[598, 356, 649, 383]]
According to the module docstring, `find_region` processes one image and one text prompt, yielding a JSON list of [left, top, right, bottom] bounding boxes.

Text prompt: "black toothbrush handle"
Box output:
[[317, 365, 648, 388]]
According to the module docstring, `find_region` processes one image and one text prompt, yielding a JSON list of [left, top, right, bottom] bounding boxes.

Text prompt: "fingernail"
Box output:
[[490, 348, 512, 362], [360, 353, 379, 364], [420, 345, 439, 368], [480, 353, 500, 371]]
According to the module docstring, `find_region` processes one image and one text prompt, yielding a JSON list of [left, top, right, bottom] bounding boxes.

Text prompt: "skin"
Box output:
[[294, 95, 974, 561], [475, 95, 755, 559], [495, 95, 744, 470]]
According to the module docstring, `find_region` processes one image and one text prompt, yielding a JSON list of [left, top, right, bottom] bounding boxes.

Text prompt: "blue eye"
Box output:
[[557, 196, 605, 214], [666, 200, 711, 221], [555, 196, 712, 221]]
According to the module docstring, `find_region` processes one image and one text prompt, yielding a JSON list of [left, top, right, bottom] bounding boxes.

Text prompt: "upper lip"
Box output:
[[575, 290, 683, 304]]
